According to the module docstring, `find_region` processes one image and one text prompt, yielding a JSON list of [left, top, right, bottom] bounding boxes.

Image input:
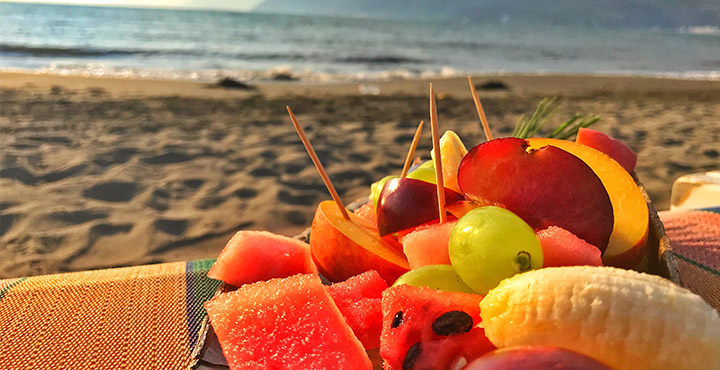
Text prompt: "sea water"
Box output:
[[1, 2, 719, 82]]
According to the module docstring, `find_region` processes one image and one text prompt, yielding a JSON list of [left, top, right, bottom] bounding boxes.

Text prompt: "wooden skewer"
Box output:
[[467, 76, 494, 141], [400, 120, 424, 177], [287, 106, 350, 220], [429, 84, 447, 223]]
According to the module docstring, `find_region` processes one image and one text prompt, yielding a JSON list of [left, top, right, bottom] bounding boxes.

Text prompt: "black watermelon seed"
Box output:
[[391, 311, 403, 328], [432, 311, 473, 336], [403, 342, 422, 370]]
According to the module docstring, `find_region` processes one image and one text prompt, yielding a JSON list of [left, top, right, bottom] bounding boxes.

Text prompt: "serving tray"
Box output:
[[190, 183, 676, 369]]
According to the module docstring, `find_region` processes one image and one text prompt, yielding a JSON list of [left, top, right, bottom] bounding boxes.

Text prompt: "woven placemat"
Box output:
[[659, 207, 720, 311], [0, 259, 221, 369]]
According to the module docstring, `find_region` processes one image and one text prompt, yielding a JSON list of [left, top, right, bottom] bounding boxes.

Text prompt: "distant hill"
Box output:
[[251, 0, 720, 28]]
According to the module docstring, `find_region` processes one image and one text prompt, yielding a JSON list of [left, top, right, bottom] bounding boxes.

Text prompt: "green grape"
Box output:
[[370, 175, 398, 210], [393, 265, 477, 294], [406, 160, 436, 184], [449, 206, 543, 294]]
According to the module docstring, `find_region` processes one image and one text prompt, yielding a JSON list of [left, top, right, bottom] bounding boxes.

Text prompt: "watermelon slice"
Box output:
[[537, 226, 603, 267], [400, 220, 457, 269], [207, 230, 317, 287], [380, 285, 495, 369], [576, 127, 637, 173], [354, 202, 377, 225], [204, 274, 372, 369], [327, 270, 388, 349]]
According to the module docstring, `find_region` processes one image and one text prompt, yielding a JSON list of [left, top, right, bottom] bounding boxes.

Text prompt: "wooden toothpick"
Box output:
[[429, 84, 447, 223], [287, 106, 350, 220], [400, 120, 424, 177], [467, 76, 494, 141]]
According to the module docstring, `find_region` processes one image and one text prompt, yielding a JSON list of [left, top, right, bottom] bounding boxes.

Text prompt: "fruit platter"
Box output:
[[191, 83, 719, 370]]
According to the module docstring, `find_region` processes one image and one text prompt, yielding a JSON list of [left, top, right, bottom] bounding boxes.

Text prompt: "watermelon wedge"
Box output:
[[207, 230, 317, 287], [380, 285, 495, 369], [204, 274, 372, 369], [327, 270, 388, 349], [401, 220, 457, 269], [537, 226, 603, 267]]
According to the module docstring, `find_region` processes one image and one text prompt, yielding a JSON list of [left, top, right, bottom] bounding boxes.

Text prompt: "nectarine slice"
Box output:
[[458, 137, 614, 251], [528, 138, 649, 268], [576, 128, 637, 173], [311, 200, 409, 284]]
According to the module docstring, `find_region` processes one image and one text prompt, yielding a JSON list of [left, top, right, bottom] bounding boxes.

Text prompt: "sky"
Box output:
[[2, 0, 265, 11]]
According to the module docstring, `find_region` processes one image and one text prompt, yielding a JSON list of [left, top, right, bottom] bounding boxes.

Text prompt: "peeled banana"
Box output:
[[480, 266, 720, 370]]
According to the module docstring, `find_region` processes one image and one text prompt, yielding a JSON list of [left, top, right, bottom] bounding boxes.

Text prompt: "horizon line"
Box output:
[[0, 1, 259, 13]]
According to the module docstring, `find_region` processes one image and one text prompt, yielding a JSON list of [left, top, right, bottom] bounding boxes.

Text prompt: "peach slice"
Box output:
[[458, 137, 614, 251], [311, 200, 409, 284], [527, 138, 649, 268]]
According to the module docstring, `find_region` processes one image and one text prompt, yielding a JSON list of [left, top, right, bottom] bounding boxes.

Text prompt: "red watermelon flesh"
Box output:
[[327, 270, 388, 349], [380, 285, 495, 369], [537, 226, 604, 267], [207, 230, 317, 287], [576, 127, 637, 173], [204, 274, 372, 370], [354, 202, 377, 224], [400, 220, 457, 269]]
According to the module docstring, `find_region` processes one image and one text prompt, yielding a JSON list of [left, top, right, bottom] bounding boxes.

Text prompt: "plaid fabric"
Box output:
[[660, 207, 720, 311], [0, 259, 221, 370]]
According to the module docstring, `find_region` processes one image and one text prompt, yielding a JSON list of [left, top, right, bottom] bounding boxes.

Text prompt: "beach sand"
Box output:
[[1, 72, 719, 278]]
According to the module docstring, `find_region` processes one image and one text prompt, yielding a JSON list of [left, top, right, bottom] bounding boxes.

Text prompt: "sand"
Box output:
[[1, 72, 719, 279]]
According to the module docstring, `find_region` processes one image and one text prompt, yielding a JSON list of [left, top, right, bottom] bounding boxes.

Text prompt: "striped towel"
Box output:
[[659, 207, 720, 311], [0, 259, 221, 369]]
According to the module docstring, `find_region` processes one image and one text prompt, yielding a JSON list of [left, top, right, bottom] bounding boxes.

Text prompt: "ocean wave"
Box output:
[[4, 64, 718, 84], [0, 43, 422, 65], [0, 43, 205, 58], [333, 55, 426, 64]]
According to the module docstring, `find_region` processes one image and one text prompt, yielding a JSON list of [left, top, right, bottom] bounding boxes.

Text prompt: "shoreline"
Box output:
[[3, 71, 720, 99], [2, 72, 719, 278]]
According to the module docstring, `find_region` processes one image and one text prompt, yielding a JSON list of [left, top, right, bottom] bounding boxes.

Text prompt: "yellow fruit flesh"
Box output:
[[527, 138, 648, 265], [431, 130, 467, 194], [480, 266, 720, 370]]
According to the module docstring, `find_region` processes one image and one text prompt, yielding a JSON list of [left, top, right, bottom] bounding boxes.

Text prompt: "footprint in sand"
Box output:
[[0, 213, 16, 237], [93, 147, 138, 167], [282, 163, 305, 174], [50, 210, 108, 225], [154, 218, 188, 236], [147, 178, 206, 211], [196, 195, 227, 210], [147, 189, 171, 211], [82, 181, 139, 202], [140, 151, 194, 165], [40, 164, 87, 183], [277, 190, 318, 206], [233, 187, 258, 199], [35, 235, 67, 254], [0, 166, 38, 185], [285, 209, 307, 226], [88, 222, 133, 244], [249, 167, 278, 177]]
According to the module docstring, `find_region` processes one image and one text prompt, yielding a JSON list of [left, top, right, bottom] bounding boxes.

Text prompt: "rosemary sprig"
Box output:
[[512, 97, 599, 140]]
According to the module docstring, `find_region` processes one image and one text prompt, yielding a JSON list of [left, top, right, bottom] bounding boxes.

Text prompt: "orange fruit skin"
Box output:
[[527, 138, 649, 268]]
